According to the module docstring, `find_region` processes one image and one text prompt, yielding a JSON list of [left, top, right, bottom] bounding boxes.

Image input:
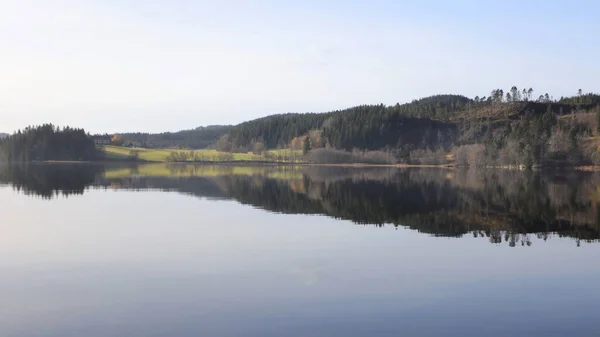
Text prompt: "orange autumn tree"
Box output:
[[290, 136, 305, 150], [290, 130, 325, 151], [111, 134, 124, 146]]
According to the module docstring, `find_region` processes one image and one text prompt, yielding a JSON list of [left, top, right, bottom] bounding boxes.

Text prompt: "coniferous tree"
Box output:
[[302, 137, 311, 155], [510, 86, 520, 102]]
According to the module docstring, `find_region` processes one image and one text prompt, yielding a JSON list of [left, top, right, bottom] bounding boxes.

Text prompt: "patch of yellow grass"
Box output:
[[101, 145, 305, 163]]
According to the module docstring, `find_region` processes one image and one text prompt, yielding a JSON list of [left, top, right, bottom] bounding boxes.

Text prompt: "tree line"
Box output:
[[0, 124, 99, 162]]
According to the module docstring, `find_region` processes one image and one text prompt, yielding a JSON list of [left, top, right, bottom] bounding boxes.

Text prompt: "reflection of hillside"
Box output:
[[2, 164, 600, 246], [107, 167, 600, 245], [446, 170, 600, 238], [210, 168, 600, 245]]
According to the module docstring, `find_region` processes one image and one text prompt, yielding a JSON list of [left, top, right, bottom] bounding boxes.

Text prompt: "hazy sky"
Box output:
[[1, 0, 599, 133]]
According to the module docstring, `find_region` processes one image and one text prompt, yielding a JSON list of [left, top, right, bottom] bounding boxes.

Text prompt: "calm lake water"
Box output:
[[1, 163, 600, 337]]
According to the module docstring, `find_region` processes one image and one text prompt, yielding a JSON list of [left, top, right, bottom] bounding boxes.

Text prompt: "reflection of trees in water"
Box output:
[[0, 164, 104, 199], [215, 168, 600, 246], [2, 164, 600, 246], [446, 170, 600, 243]]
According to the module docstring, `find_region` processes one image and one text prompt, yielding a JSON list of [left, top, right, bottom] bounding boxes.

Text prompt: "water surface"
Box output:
[[1, 164, 599, 337]]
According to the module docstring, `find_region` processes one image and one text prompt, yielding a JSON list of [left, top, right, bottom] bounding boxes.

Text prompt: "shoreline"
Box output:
[[29, 160, 600, 171], [40, 160, 449, 168]]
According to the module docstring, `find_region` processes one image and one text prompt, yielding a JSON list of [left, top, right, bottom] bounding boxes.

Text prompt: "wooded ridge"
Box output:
[[215, 88, 600, 167], [2, 87, 599, 166]]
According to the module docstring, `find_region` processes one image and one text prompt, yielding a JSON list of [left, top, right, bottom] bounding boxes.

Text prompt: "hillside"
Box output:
[[216, 89, 600, 167], [453, 101, 598, 122], [222, 96, 469, 152], [222, 95, 597, 152]]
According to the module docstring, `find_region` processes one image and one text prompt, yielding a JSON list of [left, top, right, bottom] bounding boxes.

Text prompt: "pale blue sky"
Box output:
[[1, 0, 598, 133]]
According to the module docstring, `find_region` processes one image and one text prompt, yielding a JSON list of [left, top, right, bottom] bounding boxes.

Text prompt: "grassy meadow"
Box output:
[[101, 145, 304, 163]]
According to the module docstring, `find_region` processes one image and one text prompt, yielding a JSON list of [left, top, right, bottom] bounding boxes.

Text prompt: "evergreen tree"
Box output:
[[302, 136, 311, 155], [510, 86, 520, 102]]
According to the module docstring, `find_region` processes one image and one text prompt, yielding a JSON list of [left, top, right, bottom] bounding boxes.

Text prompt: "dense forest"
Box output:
[[215, 88, 600, 167], [225, 113, 329, 150], [116, 125, 231, 149], [221, 96, 468, 152], [0, 124, 99, 162]]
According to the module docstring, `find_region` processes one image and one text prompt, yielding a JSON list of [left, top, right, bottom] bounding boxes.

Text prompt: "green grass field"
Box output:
[[100, 145, 303, 163]]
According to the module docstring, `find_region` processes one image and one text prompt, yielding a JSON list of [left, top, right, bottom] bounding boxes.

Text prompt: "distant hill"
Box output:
[[217, 89, 600, 167], [225, 94, 471, 151], [224, 96, 598, 153], [119, 125, 231, 149], [0, 133, 8, 139]]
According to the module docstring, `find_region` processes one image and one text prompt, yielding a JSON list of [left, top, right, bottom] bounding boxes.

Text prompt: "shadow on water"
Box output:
[[2, 163, 600, 246]]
